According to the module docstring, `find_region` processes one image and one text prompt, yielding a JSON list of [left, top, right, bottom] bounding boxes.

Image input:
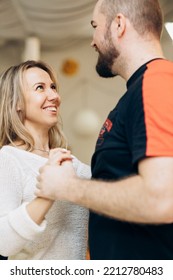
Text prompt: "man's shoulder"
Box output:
[[146, 58, 173, 73]]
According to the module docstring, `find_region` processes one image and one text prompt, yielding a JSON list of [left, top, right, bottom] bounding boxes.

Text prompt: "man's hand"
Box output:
[[35, 148, 77, 200]]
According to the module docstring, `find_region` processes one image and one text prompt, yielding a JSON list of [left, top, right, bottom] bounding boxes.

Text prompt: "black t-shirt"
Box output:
[[89, 59, 173, 259]]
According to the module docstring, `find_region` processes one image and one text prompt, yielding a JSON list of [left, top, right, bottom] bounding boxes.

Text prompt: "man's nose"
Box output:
[[91, 40, 94, 47]]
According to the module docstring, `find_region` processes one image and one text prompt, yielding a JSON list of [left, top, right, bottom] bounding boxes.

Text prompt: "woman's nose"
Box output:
[[47, 89, 61, 102]]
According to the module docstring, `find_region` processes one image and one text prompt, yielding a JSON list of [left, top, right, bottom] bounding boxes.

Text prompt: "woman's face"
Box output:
[[21, 67, 61, 131]]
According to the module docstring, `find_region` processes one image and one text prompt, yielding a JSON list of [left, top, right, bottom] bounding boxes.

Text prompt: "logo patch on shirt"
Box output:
[[97, 118, 113, 146]]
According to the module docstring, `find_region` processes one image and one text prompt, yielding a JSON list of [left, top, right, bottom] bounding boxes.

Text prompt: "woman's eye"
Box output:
[[51, 84, 57, 91], [36, 85, 44, 91]]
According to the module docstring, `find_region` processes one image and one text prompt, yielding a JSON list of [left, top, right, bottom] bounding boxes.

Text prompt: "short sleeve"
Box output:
[[126, 60, 173, 165]]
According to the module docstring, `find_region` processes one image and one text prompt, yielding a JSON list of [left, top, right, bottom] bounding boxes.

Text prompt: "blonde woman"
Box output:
[[0, 60, 91, 260]]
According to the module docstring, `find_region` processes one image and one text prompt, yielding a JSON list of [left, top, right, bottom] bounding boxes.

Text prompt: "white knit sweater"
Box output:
[[0, 146, 91, 260]]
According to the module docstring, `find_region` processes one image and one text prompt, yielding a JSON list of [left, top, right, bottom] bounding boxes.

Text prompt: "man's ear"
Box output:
[[115, 13, 126, 37]]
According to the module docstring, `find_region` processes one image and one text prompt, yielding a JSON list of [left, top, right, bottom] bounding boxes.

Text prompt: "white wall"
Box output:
[[0, 42, 21, 72], [161, 27, 173, 61]]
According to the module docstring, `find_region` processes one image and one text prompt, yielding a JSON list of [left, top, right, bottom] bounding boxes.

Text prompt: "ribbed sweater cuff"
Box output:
[[8, 202, 47, 241]]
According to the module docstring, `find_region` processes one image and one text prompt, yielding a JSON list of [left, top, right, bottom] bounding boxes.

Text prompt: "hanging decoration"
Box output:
[[73, 109, 101, 136], [63, 78, 101, 136], [61, 58, 79, 76]]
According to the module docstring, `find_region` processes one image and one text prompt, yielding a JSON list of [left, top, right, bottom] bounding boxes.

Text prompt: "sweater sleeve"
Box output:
[[0, 151, 46, 257], [72, 156, 91, 179]]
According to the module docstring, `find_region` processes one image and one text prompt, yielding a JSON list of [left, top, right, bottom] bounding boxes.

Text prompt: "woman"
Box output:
[[0, 60, 91, 260]]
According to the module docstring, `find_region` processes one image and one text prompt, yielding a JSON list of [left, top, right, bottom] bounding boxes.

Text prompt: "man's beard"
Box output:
[[96, 38, 120, 78]]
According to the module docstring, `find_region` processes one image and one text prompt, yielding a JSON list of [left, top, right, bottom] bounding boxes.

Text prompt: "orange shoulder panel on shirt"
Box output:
[[142, 60, 173, 156]]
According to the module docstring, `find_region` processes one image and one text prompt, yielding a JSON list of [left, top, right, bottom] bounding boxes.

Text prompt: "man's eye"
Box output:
[[91, 21, 97, 29]]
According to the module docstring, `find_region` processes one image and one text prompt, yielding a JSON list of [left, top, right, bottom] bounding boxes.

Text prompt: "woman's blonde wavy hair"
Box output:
[[0, 60, 67, 150]]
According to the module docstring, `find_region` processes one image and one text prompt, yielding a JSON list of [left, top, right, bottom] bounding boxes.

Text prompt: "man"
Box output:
[[36, 0, 173, 259]]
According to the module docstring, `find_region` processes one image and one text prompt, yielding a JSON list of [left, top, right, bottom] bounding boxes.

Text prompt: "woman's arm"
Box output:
[[26, 197, 53, 225], [0, 148, 72, 257], [0, 152, 52, 256]]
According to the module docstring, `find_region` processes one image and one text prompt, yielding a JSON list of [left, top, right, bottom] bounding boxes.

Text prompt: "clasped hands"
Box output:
[[35, 148, 76, 201]]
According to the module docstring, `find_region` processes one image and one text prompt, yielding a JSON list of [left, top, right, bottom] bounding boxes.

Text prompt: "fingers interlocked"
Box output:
[[48, 148, 72, 165]]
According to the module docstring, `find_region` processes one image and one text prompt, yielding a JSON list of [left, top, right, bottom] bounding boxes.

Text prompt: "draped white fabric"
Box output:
[[0, 0, 95, 49], [0, 0, 172, 50]]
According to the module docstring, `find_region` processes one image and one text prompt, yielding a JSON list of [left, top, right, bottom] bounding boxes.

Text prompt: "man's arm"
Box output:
[[36, 156, 173, 224]]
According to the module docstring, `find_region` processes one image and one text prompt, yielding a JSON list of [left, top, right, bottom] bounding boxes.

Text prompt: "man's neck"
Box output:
[[117, 35, 164, 81]]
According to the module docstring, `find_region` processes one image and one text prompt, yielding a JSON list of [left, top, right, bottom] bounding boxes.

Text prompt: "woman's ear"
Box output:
[[16, 102, 22, 112]]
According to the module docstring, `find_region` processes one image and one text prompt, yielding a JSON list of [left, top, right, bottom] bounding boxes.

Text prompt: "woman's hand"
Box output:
[[35, 148, 76, 200], [48, 148, 73, 165]]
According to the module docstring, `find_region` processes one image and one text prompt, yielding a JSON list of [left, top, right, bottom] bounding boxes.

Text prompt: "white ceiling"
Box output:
[[0, 0, 95, 50], [0, 0, 173, 51]]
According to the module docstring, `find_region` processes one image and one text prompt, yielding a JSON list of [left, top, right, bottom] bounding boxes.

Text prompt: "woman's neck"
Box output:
[[11, 134, 50, 158]]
